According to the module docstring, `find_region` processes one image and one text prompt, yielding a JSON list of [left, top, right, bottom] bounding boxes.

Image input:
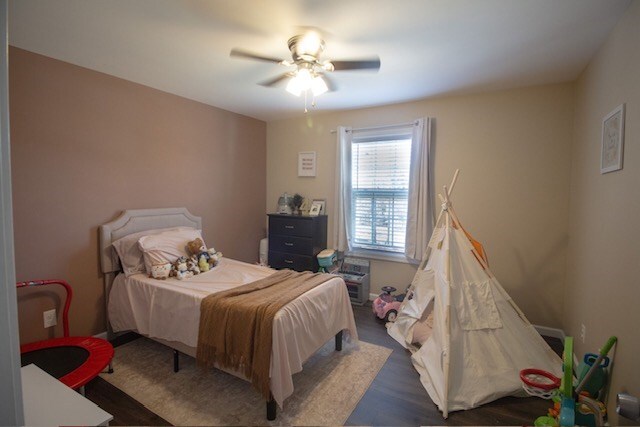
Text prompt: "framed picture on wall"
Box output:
[[298, 151, 317, 177], [601, 103, 625, 174]]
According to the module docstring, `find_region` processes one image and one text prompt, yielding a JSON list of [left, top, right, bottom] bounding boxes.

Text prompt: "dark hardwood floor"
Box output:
[[85, 304, 561, 426]]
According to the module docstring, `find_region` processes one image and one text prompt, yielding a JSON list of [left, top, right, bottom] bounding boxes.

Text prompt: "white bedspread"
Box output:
[[108, 258, 358, 407]]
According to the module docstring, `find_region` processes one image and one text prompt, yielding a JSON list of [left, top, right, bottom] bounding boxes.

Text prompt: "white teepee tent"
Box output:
[[388, 171, 562, 418]]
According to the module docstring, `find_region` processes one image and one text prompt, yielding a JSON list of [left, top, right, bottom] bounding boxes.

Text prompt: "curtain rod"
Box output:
[[330, 120, 419, 134]]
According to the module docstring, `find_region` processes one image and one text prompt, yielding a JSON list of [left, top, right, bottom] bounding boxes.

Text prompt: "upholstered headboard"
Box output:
[[99, 207, 202, 274]]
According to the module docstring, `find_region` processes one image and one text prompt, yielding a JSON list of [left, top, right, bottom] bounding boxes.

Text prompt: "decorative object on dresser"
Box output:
[[289, 193, 305, 215], [312, 199, 326, 215], [268, 213, 327, 272], [277, 193, 292, 214]]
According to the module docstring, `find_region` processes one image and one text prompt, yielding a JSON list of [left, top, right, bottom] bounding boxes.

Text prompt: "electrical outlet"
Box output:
[[43, 309, 57, 328], [580, 323, 586, 343]]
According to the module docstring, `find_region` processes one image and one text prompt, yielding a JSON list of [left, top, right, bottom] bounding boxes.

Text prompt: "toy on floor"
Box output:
[[317, 249, 337, 273], [17, 280, 114, 393], [372, 285, 406, 322], [521, 335, 617, 427]]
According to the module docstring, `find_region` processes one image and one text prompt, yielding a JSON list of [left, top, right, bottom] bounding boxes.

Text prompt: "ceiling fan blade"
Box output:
[[258, 73, 292, 87], [330, 57, 381, 71], [230, 48, 285, 64], [323, 74, 337, 92]]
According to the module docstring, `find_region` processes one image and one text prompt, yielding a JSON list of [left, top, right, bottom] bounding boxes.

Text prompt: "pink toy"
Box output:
[[372, 286, 405, 322]]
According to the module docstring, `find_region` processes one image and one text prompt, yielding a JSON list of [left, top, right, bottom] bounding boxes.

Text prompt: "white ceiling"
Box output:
[[9, 0, 632, 122]]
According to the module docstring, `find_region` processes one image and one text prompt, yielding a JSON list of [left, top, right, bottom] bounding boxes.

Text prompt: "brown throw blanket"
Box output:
[[196, 269, 334, 399]]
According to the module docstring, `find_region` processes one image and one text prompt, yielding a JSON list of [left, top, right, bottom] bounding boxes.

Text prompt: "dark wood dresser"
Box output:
[[267, 214, 327, 272]]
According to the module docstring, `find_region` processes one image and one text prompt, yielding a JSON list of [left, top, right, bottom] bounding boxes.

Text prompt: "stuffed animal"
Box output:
[[207, 247, 223, 268], [171, 256, 192, 280], [187, 238, 214, 270], [187, 238, 207, 258], [150, 262, 171, 280], [186, 257, 200, 275], [198, 254, 210, 272]]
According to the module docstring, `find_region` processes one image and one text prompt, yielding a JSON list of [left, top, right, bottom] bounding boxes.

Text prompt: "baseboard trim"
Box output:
[[94, 331, 108, 340], [533, 324, 565, 340]]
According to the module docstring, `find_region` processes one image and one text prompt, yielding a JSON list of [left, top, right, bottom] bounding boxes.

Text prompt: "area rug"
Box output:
[[100, 337, 391, 426]]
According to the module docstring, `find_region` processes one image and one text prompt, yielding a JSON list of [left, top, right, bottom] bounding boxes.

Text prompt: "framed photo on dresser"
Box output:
[[309, 203, 321, 217], [311, 199, 325, 215]]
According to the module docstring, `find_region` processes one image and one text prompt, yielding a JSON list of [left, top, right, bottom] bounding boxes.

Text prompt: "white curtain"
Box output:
[[405, 117, 433, 261], [332, 126, 353, 251]]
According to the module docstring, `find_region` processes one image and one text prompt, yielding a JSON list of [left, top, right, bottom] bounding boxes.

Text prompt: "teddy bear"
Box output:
[[187, 238, 224, 271], [187, 237, 211, 267], [187, 238, 206, 256]]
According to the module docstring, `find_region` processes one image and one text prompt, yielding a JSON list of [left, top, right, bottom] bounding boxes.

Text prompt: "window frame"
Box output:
[[347, 130, 413, 259]]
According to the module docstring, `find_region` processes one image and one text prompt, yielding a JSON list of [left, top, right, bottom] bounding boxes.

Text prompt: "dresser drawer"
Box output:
[[268, 251, 316, 272], [269, 235, 313, 255], [269, 216, 313, 237]]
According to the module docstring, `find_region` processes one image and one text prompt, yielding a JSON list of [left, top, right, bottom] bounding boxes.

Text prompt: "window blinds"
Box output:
[[351, 137, 412, 252]]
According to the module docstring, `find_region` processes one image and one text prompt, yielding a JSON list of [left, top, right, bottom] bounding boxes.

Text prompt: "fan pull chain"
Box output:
[[304, 90, 308, 113]]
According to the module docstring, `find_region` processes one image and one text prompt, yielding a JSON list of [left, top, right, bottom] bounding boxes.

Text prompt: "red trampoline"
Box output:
[[17, 279, 114, 391]]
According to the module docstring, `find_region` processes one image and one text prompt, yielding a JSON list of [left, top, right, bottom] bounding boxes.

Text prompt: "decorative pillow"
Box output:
[[138, 228, 206, 275], [112, 227, 196, 277]]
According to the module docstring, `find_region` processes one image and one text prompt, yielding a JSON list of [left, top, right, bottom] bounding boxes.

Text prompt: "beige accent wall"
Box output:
[[267, 83, 574, 327], [9, 47, 266, 344], [566, 2, 639, 422]]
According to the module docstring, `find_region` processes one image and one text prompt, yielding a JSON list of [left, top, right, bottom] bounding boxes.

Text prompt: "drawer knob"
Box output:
[[284, 225, 295, 229], [284, 242, 294, 247]]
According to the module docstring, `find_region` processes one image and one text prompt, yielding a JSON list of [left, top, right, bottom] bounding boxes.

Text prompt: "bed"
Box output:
[[99, 207, 357, 420]]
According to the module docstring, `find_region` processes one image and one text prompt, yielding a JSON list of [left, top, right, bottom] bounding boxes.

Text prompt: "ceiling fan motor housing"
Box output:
[[288, 34, 325, 63]]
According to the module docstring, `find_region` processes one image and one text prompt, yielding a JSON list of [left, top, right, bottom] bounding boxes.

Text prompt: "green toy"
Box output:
[[575, 336, 617, 398], [524, 335, 617, 427], [558, 337, 575, 427]]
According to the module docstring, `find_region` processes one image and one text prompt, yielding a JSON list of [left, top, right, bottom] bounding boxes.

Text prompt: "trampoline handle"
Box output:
[[16, 279, 72, 337]]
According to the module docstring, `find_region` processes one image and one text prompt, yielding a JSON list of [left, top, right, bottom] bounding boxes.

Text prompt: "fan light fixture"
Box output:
[[230, 29, 381, 113], [285, 68, 329, 97]]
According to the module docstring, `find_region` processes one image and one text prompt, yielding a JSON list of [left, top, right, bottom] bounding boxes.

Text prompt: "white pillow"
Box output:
[[138, 228, 206, 274], [112, 227, 195, 277]]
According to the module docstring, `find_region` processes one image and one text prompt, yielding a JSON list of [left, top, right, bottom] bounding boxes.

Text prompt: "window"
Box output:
[[350, 133, 412, 253]]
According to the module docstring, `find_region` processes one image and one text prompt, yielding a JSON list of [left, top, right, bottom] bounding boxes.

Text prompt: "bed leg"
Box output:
[[173, 350, 180, 373], [335, 330, 343, 351], [266, 397, 277, 421]]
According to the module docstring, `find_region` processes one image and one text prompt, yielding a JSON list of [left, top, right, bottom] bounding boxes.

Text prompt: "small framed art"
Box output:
[[298, 151, 317, 177], [601, 104, 625, 174], [312, 199, 326, 215], [309, 203, 321, 217]]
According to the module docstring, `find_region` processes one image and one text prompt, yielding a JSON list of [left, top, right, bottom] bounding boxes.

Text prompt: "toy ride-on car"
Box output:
[[372, 286, 406, 322]]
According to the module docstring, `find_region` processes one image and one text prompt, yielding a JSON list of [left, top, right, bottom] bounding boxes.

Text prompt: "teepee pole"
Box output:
[[416, 169, 460, 271], [433, 169, 459, 227], [440, 182, 453, 418]]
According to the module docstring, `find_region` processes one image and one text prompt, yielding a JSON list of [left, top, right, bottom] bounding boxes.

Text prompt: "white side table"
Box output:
[[21, 364, 113, 426]]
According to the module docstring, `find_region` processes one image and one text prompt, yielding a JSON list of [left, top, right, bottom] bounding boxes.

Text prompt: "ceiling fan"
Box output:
[[230, 30, 380, 103]]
